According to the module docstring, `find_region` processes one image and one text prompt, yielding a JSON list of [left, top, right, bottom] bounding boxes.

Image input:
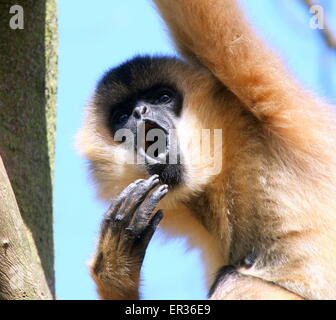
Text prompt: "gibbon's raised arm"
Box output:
[[154, 0, 333, 152]]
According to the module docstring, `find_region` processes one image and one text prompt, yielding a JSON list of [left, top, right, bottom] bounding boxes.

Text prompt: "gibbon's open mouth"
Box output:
[[139, 119, 169, 164]]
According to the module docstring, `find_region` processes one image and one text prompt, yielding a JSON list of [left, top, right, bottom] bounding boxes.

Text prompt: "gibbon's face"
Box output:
[[77, 56, 224, 202], [97, 56, 184, 187]]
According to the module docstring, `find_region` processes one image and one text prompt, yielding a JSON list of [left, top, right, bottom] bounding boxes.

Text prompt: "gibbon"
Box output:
[[77, 0, 336, 300]]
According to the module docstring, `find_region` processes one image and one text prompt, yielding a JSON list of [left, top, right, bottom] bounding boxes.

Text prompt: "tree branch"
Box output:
[[301, 0, 336, 49], [0, 156, 52, 300]]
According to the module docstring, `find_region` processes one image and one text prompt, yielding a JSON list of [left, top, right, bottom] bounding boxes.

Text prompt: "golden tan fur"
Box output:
[[77, 0, 336, 299], [209, 272, 303, 300]]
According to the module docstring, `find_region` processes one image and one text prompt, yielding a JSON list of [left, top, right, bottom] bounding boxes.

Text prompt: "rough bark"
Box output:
[[0, 157, 52, 299], [0, 0, 57, 299]]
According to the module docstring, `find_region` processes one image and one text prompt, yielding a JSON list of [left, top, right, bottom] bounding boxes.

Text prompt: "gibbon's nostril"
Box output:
[[133, 107, 141, 119], [133, 105, 148, 118], [141, 106, 148, 114]]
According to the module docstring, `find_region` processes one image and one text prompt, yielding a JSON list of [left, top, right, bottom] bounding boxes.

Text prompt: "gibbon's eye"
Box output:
[[157, 93, 171, 104], [154, 90, 173, 104], [117, 114, 129, 124]]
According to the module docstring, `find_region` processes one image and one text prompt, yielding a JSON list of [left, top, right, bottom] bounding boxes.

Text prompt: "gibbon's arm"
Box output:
[[154, 0, 329, 151]]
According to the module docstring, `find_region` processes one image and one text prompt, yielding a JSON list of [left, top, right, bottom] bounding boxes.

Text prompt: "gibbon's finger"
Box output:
[[125, 209, 164, 255], [115, 174, 160, 222], [128, 184, 168, 234], [139, 184, 169, 217], [104, 178, 145, 219], [139, 210, 164, 249], [121, 210, 163, 261], [101, 179, 147, 236]]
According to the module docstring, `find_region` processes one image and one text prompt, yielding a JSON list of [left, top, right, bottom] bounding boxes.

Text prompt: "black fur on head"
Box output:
[[95, 55, 186, 112]]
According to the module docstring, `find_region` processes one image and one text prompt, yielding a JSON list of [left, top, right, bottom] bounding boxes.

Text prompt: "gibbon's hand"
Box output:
[[91, 175, 168, 299], [103, 175, 167, 261]]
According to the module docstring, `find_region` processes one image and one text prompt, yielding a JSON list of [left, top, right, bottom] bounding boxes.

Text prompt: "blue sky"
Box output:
[[54, 0, 336, 299]]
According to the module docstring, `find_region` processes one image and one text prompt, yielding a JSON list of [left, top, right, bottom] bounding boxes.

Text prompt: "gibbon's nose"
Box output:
[[133, 105, 148, 119]]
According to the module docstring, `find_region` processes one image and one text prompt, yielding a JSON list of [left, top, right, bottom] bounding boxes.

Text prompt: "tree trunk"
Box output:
[[0, 0, 57, 299], [0, 157, 52, 299]]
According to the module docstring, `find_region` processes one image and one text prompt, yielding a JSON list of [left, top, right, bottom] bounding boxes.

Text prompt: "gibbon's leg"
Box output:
[[208, 266, 303, 300], [154, 0, 326, 151], [90, 175, 168, 300]]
